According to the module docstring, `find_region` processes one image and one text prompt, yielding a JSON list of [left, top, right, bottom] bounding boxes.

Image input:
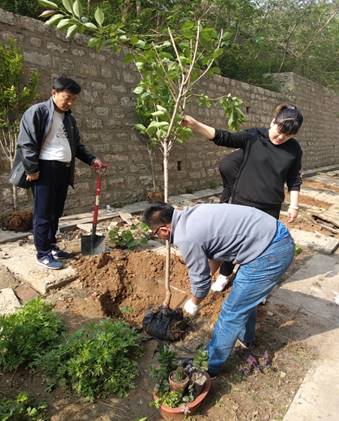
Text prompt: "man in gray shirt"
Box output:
[[143, 202, 295, 376]]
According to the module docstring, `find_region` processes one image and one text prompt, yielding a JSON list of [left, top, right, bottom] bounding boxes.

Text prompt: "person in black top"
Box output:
[[182, 104, 303, 292]]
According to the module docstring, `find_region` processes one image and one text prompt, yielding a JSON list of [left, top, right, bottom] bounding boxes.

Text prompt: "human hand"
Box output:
[[183, 298, 199, 316], [91, 159, 108, 170], [181, 115, 197, 129], [26, 172, 39, 182], [287, 207, 299, 223]]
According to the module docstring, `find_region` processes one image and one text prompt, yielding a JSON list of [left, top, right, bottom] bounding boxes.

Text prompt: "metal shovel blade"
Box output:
[[81, 233, 105, 256]]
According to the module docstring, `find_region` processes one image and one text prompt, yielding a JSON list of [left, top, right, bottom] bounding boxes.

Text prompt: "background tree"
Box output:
[[0, 39, 38, 209]]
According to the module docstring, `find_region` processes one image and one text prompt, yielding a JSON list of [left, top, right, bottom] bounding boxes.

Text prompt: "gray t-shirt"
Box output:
[[171, 203, 277, 298]]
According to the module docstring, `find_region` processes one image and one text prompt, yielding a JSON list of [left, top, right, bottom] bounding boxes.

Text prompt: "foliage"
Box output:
[[0, 38, 38, 128], [192, 348, 208, 372], [152, 390, 182, 409], [0, 392, 48, 421], [37, 320, 141, 400], [0, 298, 64, 371], [108, 221, 149, 249], [0, 38, 38, 209], [171, 365, 187, 382], [0, 0, 48, 17], [150, 345, 177, 384]]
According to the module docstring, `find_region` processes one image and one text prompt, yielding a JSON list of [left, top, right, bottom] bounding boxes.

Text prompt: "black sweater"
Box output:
[[213, 128, 303, 209]]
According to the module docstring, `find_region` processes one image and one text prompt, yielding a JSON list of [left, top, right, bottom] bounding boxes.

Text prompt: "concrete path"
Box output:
[[273, 253, 339, 421], [0, 242, 76, 294]]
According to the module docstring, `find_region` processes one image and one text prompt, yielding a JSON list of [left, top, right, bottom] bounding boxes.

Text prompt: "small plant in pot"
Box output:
[[168, 365, 189, 393]]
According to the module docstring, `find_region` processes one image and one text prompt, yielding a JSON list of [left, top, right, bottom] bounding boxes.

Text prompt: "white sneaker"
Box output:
[[211, 274, 230, 292]]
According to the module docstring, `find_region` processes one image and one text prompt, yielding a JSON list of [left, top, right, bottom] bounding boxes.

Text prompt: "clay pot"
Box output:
[[153, 373, 211, 421], [168, 370, 189, 393]]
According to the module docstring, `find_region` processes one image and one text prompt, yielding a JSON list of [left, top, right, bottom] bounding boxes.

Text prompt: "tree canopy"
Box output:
[[1, 0, 338, 90]]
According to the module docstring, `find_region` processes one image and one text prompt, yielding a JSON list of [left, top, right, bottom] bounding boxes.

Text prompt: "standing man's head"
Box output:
[[269, 104, 303, 145], [51, 76, 81, 112], [143, 202, 175, 240]]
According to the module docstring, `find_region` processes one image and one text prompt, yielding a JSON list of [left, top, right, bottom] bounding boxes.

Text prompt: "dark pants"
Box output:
[[31, 160, 70, 259]]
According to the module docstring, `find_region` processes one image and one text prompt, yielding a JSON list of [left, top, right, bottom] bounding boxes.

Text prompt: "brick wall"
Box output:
[[1, 9, 338, 214]]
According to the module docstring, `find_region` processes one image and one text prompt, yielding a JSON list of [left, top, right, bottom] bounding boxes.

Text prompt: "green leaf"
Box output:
[[45, 13, 64, 25], [62, 0, 73, 13], [94, 7, 104, 26], [88, 37, 99, 48], [133, 86, 143, 95], [39, 10, 57, 18], [156, 105, 167, 112], [39, 0, 58, 9], [56, 18, 71, 29], [151, 110, 165, 117], [83, 22, 97, 30], [135, 123, 146, 133], [66, 24, 78, 38], [72, 0, 82, 18]]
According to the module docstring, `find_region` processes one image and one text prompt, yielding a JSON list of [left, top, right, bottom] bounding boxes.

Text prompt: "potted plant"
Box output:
[[168, 366, 189, 393]]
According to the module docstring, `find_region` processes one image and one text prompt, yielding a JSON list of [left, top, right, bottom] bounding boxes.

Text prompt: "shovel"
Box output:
[[81, 171, 105, 256]]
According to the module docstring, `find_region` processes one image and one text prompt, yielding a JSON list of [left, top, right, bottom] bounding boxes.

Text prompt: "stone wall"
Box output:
[[1, 9, 338, 214]]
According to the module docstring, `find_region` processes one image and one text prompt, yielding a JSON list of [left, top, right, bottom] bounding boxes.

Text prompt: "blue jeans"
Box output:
[[207, 229, 294, 375]]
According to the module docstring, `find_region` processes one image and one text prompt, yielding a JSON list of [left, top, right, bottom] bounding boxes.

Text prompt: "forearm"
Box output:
[[191, 120, 216, 140], [289, 190, 299, 208]]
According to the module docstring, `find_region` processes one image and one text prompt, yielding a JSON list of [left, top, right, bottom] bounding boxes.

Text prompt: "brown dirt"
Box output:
[[0, 247, 314, 421], [303, 179, 339, 194], [298, 194, 330, 209], [1, 209, 33, 232]]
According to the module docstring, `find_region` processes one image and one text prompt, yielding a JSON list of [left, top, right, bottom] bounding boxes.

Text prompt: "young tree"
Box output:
[[39, 0, 245, 306], [0, 39, 38, 209]]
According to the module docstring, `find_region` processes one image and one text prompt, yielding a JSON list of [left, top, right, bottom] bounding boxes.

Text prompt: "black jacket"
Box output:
[[11, 98, 95, 186], [213, 127, 303, 208]]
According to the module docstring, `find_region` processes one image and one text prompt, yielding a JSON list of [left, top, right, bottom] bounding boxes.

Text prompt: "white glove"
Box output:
[[211, 274, 230, 292], [183, 298, 199, 316]]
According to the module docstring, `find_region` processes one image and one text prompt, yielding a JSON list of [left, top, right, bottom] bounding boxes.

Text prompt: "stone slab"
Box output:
[[284, 360, 339, 421], [0, 265, 19, 289], [0, 229, 30, 244], [277, 254, 339, 421], [290, 228, 338, 254], [0, 288, 21, 315], [15, 284, 40, 304], [0, 243, 77, 294]]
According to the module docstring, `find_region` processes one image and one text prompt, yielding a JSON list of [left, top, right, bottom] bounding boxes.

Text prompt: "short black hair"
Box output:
[[52, 76, 81, 94], [143, 202, 174, 229], [273, 104, 303, 135]]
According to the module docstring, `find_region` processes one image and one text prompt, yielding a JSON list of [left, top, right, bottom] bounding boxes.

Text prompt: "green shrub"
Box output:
[[0, 298, 64, 371], [0, 391, 47, 421], [38, 320, 141, 400]]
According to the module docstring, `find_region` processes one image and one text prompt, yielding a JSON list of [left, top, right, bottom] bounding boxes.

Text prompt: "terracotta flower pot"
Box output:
[[146, 191, 164, 203], [168, 370, 190, 393], [153, 373, 211, 421]]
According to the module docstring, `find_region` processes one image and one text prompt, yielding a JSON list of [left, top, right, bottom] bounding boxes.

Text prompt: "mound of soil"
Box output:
[[60, 249, 228, 330], [1, 209, 33, 232]]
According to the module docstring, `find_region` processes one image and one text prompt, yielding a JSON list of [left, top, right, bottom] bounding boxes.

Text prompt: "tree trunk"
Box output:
[[163, 139, 171, 307], [12, 184, 17, 210]]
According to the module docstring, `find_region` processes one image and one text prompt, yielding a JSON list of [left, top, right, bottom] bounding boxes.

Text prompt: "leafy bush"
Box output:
[[38, 320, 141, 400], [0, 298, 64, 371], [0, 391, 47, 421]]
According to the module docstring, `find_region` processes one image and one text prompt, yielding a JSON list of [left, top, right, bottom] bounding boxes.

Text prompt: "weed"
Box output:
[[37, 320, 141, 401], [0, 298, 63, 371], [192, 349, 208, 371], [0, 392, 47, 421], [108, 222, 149, 249]]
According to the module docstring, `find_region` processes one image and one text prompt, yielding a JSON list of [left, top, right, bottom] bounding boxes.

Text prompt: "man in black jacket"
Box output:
[[11, 76, 107, 269]]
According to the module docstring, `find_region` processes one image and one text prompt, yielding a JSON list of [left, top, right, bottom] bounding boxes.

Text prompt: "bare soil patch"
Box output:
[[1, 209, 33, 232], [303, 179, 339, 194]]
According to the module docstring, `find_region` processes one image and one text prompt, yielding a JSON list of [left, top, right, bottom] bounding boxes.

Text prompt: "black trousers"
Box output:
[[31, 160, 70, 259]]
